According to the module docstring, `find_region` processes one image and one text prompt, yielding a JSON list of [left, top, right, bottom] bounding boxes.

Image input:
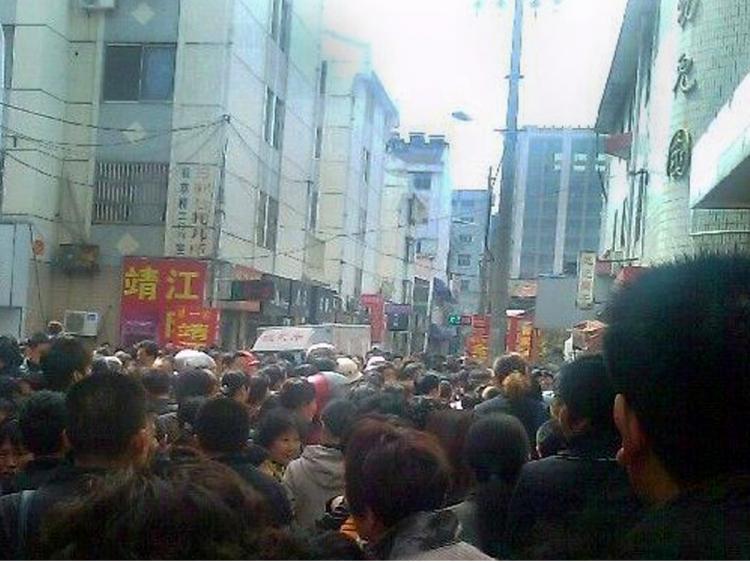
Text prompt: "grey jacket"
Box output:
[[282, 444, 344, 529]]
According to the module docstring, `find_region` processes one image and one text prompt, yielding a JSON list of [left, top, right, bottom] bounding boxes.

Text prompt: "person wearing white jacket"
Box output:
[[283, 399, 357, 529]]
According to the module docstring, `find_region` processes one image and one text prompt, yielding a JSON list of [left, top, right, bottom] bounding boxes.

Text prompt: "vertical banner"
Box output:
[[164, 164, 218, 258], [466, 314, 490, 363], [576, 251, 597, 310], [360, 294, 386, 344], [120, 257, 218, 348]]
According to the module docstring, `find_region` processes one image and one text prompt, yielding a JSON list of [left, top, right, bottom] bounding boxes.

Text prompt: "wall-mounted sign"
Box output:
[[576, 251, 597, 310], [667, 129, 692, 180]]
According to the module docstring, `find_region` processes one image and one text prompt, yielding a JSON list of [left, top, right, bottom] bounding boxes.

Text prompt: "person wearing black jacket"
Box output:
[[194, 397, 293, 526], [0, 373, 153, 559], [505, 355, 641, 559]]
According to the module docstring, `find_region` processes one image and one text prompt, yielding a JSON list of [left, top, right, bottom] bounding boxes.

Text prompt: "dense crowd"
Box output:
[[0, 254, 747, 559]]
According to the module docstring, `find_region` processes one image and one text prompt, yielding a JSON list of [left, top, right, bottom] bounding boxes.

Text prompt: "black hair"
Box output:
[[400, 362, 424, 382], [41, 336, 91, 392], [40, 460, 303, 559], [177, 397, 207, 430], [247, 375, 269, 405], [405, 395, 447, 430], [312, 357, 338, 373], [604, 254, 750, 485], [294, 364, 319, 378], [27, 332, 51, 348], [90, 356, 116, 378], [536, 418, 566, 458], [195, 397, 249, 454], [141, 369, 172, 397], [18, 391, 66, 456], [258, 364, 285, 390], [136, 340, 160, 358], [0, 418, 24, 449], [221, 371, 249, 399], [65, 372, 147, 458], [0, 335, 23, 371], [555, 354, 616, 432], [256, 409, 299, 449], [320, 399, 357, 442], [279, 378, 316, 411], [414, 373, 440, 396], [464, 414, 529, 557], [174, 369, 216, 403]]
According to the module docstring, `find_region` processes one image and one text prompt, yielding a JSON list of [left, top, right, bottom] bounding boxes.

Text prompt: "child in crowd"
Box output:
[[256, 410, 302, 482]]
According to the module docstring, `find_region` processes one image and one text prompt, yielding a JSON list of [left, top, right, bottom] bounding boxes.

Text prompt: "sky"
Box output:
[[324, 0, 628, 187]]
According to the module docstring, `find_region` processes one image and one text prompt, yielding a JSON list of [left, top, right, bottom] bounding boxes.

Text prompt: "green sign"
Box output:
[[448, 314, 462, 326]]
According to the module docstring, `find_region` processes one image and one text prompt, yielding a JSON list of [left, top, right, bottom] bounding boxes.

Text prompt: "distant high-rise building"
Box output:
[[449, 189, 489, 316], [510, 128, 605, 280]]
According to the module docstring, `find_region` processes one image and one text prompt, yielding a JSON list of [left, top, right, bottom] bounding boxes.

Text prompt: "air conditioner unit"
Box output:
[[64, 310, 100, 337], [80, 0, 116, 11]]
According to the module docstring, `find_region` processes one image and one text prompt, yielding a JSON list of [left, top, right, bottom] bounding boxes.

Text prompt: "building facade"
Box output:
[[597, 0, 750, 269], [448, 189, 489, 316], [0, 0, 327, 345], [510, 127, 605, 281], [317, 31, 399, 317], [387, 133, 453, 353]]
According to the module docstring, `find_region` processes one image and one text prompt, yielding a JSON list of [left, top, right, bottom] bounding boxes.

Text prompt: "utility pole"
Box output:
[[488, 0, 524, 359], [478, 165, 494, 316]]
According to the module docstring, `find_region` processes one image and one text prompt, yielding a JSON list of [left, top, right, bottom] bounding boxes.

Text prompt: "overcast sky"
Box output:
[[324, 0, 627, 187]]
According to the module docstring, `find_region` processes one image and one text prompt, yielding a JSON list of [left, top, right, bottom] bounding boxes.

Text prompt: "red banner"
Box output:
[[163, 307, 220, 348], [360, 294, 385, 344], [466, 315, 491, 363], [120, 257, 219, 348]]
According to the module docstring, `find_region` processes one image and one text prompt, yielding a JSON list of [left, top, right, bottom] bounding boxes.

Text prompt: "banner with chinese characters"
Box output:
[[360, 294, 385, 344], [163, 307, 220, 348], [466, 315, 490, 363], [120, 257, 218, 347], [164, 164, 218, 258]]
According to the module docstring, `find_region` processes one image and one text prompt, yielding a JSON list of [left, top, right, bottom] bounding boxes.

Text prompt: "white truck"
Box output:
[[252, 324, 371, 361]]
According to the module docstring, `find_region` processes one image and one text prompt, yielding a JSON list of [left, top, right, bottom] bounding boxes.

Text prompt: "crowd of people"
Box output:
[[0, 254, 747, 559]]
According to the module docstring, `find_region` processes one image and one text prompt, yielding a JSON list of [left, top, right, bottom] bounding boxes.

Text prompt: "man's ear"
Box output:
[[613, 393, 648, 466]]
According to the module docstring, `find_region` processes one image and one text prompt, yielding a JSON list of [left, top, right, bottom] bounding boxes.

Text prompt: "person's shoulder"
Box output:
[[408, 541, 494, 560], [474, 395, 508, 415]]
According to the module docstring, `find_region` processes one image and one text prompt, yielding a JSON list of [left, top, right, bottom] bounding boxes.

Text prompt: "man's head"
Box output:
[[320, 399, 357, 446], [65, 372, 151, 468], [41, 335, 91, 392], [19, 390, 67, 457], [604, 254, 750, 504], [345, 418, 451, 541], [492, 353, 527, 385], [141, 369, 172, 400], [231, 351, 260, 376], [555, 354, 616, 438], [0, 335, 23, 372], [194, 397, 249, 455], [311, 356, 338, 374], [26, 332, 52, 364], [46, 321, 64, 338], [279, 378, 317, 422], [174, 368, 218, 404], [136, 340, 160, 368], [414, 373, 441, 398]]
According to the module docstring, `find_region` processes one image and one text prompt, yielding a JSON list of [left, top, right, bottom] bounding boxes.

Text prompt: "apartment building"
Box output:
[[0, 0, 328, 345]]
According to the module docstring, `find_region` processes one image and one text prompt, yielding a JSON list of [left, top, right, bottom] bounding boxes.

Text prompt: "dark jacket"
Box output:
[[474, 394, 549, 445], [0, 464, 106, 559], [505, 431, 641, 559], [369, 510, 492, 560], [11, 457, 67, 493], [215, 450, 293, 527], [619, 474, 750, 560]]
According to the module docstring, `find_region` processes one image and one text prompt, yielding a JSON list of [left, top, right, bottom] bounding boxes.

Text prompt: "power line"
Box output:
[[0, 100, 223, 133]]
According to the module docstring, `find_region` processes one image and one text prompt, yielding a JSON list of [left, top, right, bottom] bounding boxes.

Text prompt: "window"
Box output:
[[263, 88, 285, 149], [354, 268, 364, 297], [256, 192, 279, 250], [405, 238, 416, 263], [362, 149, 371, 183], [553, 152, 563, 172], [270, 0, 292, 53], [307, 182, 319, 231], [460, 279, 471, 291], [3, 25, 15, 89], [314, 127, 323, 159], [573, 153, 588, 173], [103, 44, 176, 102], [457, 254, 471, 267], [412, 172, 431, 190], [461, 199, 474, 209], [459, 234, 473, 244], [634, 173, 646, 244], [319, 61, 328, 95], [93, 162, 169, 224]]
